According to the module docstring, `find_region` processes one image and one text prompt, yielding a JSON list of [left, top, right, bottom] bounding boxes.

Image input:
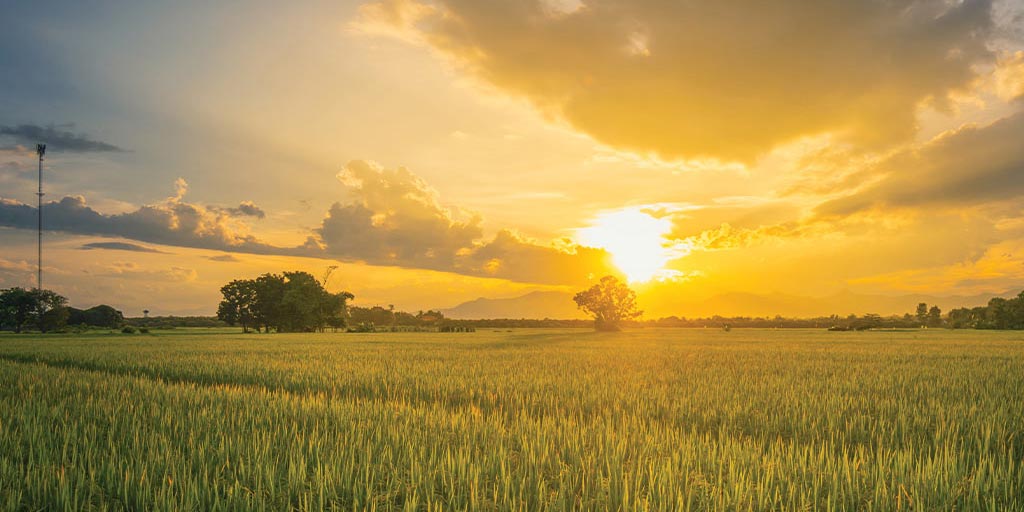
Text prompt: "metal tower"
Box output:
[[36, 143, 45, 291]]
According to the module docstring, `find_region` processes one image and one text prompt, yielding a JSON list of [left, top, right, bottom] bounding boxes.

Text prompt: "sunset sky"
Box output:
[[2, 0, 1024, 316]]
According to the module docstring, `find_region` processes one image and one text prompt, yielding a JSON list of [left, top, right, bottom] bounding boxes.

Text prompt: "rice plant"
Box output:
[[0, 328, 1021, 510]]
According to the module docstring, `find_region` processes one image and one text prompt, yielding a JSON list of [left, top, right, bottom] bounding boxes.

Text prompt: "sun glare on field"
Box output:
[[577, 207, 680, 283]]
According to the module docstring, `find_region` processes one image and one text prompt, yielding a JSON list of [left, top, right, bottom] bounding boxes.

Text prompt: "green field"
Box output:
[[1, 328, 1022, 511]]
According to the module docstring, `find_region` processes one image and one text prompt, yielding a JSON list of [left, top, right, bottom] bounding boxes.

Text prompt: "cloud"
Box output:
[[214, 200, 266, 219], [318, 160, 483, 269], [96, 262, 198, 282], [0, 180, 287, 255], [1, 164, 615, 285], [0, 257, 33, 273], [358, 0, 995, 161], [80, 242, 166, 253], [994, 50, 1024, 101], [816, 111, 1024, 217], [0, 124, 123, 153], [317, 160, 615, 283], [849, 239, 1024, 294], [461, 229, 614, 284], [669, 221, 822, 254], [207, 254, 241, 262]]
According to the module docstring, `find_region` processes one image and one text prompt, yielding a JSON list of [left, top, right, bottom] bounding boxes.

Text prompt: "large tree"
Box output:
[[217, 271, 354, 333], [573, 275, 642, 331], [0, 287, 68, 333], [0, 288, 37, 333]]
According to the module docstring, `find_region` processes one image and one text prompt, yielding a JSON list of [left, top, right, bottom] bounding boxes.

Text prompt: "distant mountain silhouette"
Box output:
[[441, 289, 1010, 320], [441, 291, 588, 319]]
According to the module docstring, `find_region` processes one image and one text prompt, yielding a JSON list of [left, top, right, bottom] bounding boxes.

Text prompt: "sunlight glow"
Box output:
[[577, 207, 682, 283]]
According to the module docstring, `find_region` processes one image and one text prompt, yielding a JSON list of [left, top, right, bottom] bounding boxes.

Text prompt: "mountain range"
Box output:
[[441, 289, 1011, 320]]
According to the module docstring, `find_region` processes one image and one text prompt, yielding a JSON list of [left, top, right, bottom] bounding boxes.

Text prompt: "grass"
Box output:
[[0, 328, 1022, 510]]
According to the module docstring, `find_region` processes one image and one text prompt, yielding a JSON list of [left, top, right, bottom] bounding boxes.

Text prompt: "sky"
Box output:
[[2, 0, 1024, 317]]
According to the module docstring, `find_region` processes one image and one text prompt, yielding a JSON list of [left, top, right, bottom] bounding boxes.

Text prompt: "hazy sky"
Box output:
[[2, 0, 1024, 316]]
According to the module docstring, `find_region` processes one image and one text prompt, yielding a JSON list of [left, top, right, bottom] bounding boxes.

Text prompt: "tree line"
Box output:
[[346, 306, 451, 331], [1, 287, 124, 333], [947, 292, 1024, 329]]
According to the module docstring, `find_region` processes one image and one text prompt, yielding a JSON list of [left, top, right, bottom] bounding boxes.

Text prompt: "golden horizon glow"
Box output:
[[577, 208, 682, 283], [1, 1, 1023, 316]]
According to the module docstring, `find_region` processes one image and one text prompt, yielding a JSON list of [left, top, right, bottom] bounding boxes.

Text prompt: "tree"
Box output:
[[0, 288, 37, 333], [67, 305, 124, 329], [322, 290, 355, 332], [253, 273, 286, 332], [916, 303, 928, 325], [948, 307, 975, 329], [573, 275, 642, 331], [280, 271, 322, 332], [217, 279, 258, 333], [218, 271, 354, 333], [41, 306, 70, 332], [986, 297, 1012, 330], [30, 289, 67, 333], [0, 288, 67, 333], [927, 305, 942, 328]]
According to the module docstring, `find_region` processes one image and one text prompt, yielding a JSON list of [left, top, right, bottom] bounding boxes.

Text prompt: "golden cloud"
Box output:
[[359, 0, 995, 161]]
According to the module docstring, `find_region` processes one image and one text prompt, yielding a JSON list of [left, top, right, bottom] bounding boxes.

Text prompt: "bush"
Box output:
[[121, 326, 137, 334], [348, 322, 376, 333], [138, 327, 150, 334]]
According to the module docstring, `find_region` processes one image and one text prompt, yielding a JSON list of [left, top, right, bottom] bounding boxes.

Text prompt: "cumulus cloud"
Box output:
[[0, 180, 286, 255], [816, 111, 1024, 217], [462, 229, 613, 284], [358, 0, 995, 161], [80, 242, 166, 253], [317, 160, 615, 283], [0, 123, 123, 152], [318, 160, 483, 268]]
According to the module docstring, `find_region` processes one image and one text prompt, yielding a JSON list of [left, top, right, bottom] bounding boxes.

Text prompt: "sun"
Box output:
[[577, 207, 681, 283]]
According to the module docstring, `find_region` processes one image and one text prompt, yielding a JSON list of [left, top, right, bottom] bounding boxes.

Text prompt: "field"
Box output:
[[1, 328, 1022, 511]]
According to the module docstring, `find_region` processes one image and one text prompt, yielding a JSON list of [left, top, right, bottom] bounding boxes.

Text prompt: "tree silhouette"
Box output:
[[573, 275, 642, 331], [217, 271, 354, 333]]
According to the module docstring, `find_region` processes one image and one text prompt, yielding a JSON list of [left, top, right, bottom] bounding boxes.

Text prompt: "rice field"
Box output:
[[0, 328, 1022, 511]]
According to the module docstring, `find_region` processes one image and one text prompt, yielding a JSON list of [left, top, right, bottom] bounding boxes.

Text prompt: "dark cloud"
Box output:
[[225, 201, 266, 219], [0, 124, 123, 153], [80, 242, 166, 253], [0, 180, 290, 256], [360, 0, 995, 161], [816, 111, 1024, 217]]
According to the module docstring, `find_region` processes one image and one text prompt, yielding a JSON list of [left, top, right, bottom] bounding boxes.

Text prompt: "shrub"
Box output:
[[121, 326, 137, 334]]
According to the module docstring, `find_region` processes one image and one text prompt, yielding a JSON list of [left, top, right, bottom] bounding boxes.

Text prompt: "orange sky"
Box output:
[[2, 0, 1024, 316]]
